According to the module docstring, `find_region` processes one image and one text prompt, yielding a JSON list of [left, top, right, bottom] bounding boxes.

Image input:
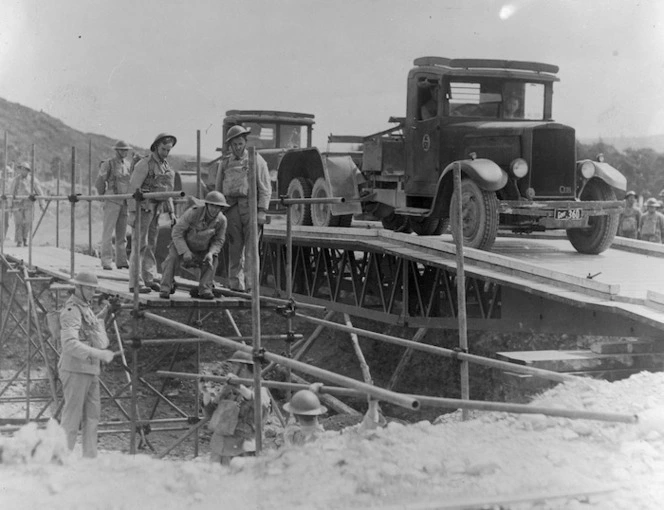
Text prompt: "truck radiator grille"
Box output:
[[529, 128, 576, 198]]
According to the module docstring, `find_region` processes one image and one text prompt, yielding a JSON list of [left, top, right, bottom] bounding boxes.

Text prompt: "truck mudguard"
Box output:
[[577, 160, 627, 191], [441, 158, 508, 192], [323, 155, 364, 215]]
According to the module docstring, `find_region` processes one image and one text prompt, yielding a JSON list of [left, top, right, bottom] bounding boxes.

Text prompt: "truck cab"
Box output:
[[363, 57, 626, 253]]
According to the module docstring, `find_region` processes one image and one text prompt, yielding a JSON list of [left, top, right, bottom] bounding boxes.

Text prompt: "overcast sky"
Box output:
[[1, 0, 663, 158]]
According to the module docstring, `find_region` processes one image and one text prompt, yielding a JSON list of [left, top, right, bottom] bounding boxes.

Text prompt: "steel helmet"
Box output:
[[225, 125, 251, 144], [625, 190, 637, 199], [203, 191, 230, 208], [283, 389, 327, 416], [150, 133, 177, 152], [112, 140, 132, 150], [70, 271, 99, 288], [18, 161, 32, 171], [646, 197, 659, 208], [227, 350, 254, 365]]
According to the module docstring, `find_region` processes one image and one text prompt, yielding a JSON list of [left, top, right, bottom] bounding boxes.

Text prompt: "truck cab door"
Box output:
[[405, 73, 441, 197]]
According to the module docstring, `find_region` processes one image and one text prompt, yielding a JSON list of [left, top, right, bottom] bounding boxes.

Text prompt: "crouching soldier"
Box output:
[[207, 350, 270, 466], [159, 191, 229, 300], [283, 386, 327, 447]]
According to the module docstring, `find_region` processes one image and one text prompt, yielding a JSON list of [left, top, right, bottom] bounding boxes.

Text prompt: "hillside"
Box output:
[[0, 97, 189, 183], [579, 134, 664, 153]]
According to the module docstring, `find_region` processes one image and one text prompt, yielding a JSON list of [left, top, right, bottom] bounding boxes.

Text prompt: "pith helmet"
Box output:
[[645, 197, 659, 208], [150, 133, 177, 152], [227, 350, 254, 365], [625, 190, 637, 199], [283, 389, 327, 416], [112, 140, 132, 150], [18, 161, 32, 171], [70, 271, 99, 288], [203, 190, 229, 208], [225, 125, 251, 144]]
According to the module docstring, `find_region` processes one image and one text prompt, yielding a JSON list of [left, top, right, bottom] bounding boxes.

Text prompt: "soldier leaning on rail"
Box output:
[[215, 125, 271, 292], [127, 133, 177, 294], [10, 161, 44, 247], [639, 198, 664, 243], [58, 272, 117, 458], [159, 191, 229, 300], [95, 140, 133, 270], [617, 190, 641, 239]]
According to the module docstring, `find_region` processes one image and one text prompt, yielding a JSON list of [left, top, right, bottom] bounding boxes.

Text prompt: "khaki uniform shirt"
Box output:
[[95, 156, 132, 202], [215, 151, 271, 210], [171, 204, 228, 256], [128, 153, 175, 213], [58, 294, 109, 375]]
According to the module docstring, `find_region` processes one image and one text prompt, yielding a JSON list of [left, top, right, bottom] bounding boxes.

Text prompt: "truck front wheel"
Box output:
[[566, 179, 619, 254], [287, 177, 313, 226], [310, 177, 352, 228], [449, 179, 499, 250]]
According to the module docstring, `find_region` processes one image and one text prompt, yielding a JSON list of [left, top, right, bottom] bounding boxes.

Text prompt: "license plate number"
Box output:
[[555, 208, 582, 220]]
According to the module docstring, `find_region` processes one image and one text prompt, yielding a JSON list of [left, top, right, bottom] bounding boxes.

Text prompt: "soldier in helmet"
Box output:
[[95, 140, 133, 270], [617, 190, 641, 239], [283, 386, 327, 447], [58, 272, 117, 458], [10, 161, 44, 247], [639, 197, 664, 243], [127, 133, 177, 293], [206, 350, 270, 466], [159, 191, 230, 300], [215, 125, 271, 292]]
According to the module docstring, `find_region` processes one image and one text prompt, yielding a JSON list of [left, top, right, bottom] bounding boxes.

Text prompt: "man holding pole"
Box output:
[[95, 140, 132, 270], [214, 126, 271, 292], [10, 161, 44, 247], [127, 133, 176, 293]]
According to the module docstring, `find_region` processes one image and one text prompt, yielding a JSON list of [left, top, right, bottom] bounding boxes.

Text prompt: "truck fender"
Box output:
[[577, 160, 627, 191], [276, 148, 325, 197], [440, 159, 508, 192], [323, 155, 363, 215]]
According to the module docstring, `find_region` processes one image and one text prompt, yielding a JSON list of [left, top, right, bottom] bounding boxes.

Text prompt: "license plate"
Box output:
[[554, 208, 582, 220]]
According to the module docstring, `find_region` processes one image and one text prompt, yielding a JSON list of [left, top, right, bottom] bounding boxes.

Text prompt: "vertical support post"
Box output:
[[196, 130, 202, 198], [56, 160, 60, 248], [29, 145, 35, 266], [70, 147, 76, 278], [285, 204, 293, 398], [453, 162, 469, 417], [88, 139, 92, 255], [129, 194, 142, 455], [1, 131, 6, 254], [247, 147, 263, 455], [26, 270, 32, 421]]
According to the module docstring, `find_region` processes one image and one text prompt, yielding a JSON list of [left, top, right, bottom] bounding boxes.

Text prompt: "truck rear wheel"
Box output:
[[310, 177, 353, 228], [381, 212, 412, 233], [287, 177, 313, 226], [566, 179, 619, 254], [449, 179, 499, 250]]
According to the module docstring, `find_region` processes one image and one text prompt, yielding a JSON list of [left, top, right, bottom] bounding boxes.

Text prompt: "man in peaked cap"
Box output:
[[10, 161, 44, 247], [59, 271, 116, 458], [95, 140, 133, 270], [159, 191, 230, 300], [127, 133, 177, 293], [214, 125, 271, 292], [617, 190, 641, 239]]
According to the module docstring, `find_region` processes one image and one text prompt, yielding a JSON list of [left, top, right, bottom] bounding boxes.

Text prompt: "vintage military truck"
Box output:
[[280, 56, 627, 254]]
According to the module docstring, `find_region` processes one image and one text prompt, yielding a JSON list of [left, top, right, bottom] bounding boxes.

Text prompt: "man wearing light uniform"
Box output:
[[215, 125, 271, 292]]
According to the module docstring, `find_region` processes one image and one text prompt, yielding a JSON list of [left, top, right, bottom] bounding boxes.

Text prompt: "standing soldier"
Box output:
[[10, 161, 44, 247], [127, 133, 176, 293], [215, 126, 271, 292], [95, 140, 132, 270], [639, 198, 664, 243], [58, 272, 116, 458], [617, 190, 641, 239], [159, 191, 229, 300]]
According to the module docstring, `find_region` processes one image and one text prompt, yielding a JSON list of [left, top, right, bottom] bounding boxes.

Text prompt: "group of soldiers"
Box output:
[[617, 190, 664, 243], [95, 126, 271, 298]]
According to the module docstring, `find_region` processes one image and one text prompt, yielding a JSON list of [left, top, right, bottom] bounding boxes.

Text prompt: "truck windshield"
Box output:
[[447, 79, 545, 120]]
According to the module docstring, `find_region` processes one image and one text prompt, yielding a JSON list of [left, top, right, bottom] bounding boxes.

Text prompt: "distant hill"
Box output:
[[0, 96, 190, 184], [578, 134, 664, 153]]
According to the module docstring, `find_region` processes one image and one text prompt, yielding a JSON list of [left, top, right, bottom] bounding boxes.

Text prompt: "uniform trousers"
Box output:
[[13, 203, 33, 245], [226, 198, 259, 291], [129, 206, 160, 288], [100, 200, 128, 268], [160, 243, 218, 294], [59, 370, 101, 458]]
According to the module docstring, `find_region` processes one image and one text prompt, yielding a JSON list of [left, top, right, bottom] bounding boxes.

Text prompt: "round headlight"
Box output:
[[580, 160, 595, 179], [510, 158, 528, 178]]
